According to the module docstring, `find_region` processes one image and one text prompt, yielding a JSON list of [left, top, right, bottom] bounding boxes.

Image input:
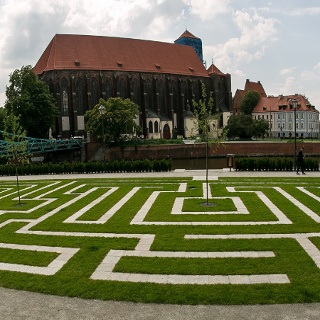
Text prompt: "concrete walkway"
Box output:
[[1, 286, 320, 320], [1, 168, 319, 180], [1, 169, 320, 319]]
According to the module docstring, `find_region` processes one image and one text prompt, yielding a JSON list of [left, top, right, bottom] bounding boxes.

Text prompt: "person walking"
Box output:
[[297, 146, 305, 174]]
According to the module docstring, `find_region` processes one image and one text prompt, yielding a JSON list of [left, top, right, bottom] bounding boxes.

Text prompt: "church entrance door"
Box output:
[[163, 124, 171, 140]]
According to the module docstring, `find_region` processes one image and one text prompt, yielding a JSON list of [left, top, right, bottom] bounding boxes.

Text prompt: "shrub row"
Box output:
[[0, 159, 172, 176], [235, 157, 319, 171]]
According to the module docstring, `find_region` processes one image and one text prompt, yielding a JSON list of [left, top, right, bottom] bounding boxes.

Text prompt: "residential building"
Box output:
[[233, 80, 319, 139], [254, 94, 319, 138]]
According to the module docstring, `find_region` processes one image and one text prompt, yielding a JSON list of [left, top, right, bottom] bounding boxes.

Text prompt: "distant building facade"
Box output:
[[33, 30, 232, 140], [232, 79, 319, 139]]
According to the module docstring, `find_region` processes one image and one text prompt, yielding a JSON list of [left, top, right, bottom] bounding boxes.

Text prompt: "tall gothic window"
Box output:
[[104, 78, 112, 100], [120, 78, 126, 99], [145, 80, 153, 111], [158, 80, 165, 115], [76, 78, 84, 115], [61, 78, 69, 116], [62, 91, 68, 115], [154, 121, 159, 133], [91, 78, 99, 107], [148, 121, 153, 133], [132, 78, 139, 104]]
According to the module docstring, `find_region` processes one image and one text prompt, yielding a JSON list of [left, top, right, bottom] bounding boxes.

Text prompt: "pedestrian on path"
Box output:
[[297, 146, 305, 175]]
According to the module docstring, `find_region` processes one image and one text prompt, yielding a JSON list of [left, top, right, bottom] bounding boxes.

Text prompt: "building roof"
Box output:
[[33, 34, 209, 77], [244, 79, 267, 97], [207, 63, 225, 76], [254, 94, 319, 113], [176, 30, 200, 41]]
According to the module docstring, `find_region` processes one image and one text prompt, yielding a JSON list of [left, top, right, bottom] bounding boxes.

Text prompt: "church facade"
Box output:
[[33, 30, 232, 140]]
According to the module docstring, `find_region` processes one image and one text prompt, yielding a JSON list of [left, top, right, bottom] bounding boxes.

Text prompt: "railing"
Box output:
[[0, 131, 82, 157]]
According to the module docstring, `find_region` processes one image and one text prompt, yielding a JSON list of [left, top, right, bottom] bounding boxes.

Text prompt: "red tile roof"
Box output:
[[244, 79, 267, 97], [176, 30, 199, 40], [33, 34, 209, 77], [254, 95, 318, 113], [207, 63, 224, 76]]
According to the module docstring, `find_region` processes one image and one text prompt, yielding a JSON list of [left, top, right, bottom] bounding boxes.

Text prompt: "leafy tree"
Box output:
[[4, 65, 58, 138], [240, 90, 260, 115], [226, 115, 269, 140], [253, 119, 269, 138], [0, 108, 5, 131], [192, 82, 215, 142], [85, 97, 140, 144], [2, 114, 29, 206], [2, 114, 28, 165], [226, 114, 254, 139], [192, 82, 226, 204]]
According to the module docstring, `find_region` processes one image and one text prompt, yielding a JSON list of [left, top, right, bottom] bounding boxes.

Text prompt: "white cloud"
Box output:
[[182, 0, 231, 20], [0, 0, 319, 109], [290, 7, 320, 16], [280, 76, 295, 95], [279, 67, 295, 76], [204, 8, 278, 73]]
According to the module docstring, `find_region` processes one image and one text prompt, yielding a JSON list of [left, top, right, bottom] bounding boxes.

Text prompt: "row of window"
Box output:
[[276, 122, 319, 130], [254, 113, 318, 121]]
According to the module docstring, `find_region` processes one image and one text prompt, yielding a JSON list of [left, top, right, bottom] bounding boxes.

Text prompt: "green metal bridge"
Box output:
[[0, 130, 82, 157]]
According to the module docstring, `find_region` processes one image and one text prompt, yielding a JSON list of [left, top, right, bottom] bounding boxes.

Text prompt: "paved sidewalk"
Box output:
[[1, 168, 319, 180], [1, 286, 320, 320], [1, 170, 320, 319]]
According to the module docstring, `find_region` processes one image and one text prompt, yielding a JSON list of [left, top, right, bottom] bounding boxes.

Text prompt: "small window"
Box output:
[[154, 63, 161, 70], [74, 60, 80, 66], [148, 121, 153, 133], [189, 67, 194, 72], [154, 121, 159, 133], [117, 62, 123, 67]]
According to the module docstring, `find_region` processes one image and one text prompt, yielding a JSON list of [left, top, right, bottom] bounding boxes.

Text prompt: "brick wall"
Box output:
[[86, 141, 320, 161]]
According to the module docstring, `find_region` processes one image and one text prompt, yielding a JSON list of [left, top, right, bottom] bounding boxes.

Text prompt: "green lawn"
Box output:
[[0, 176, 320, 305]]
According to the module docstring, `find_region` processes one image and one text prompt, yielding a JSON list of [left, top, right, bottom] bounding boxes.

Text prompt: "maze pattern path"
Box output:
[[1, 177, 320, 292]]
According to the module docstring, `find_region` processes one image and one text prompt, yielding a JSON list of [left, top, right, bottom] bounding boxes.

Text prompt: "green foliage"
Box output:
[[2, 114, 28, 165], [253, 119, 269, 138], [192, 82, 214, 141], [85, 97, 140, 144], [0, 158, 172, 176], [226, 114, 254, 139], [4, 65, 58, 138], [227, 115, 269, 139], [240, 90, 261, 115], [0, 108, 5, 131]]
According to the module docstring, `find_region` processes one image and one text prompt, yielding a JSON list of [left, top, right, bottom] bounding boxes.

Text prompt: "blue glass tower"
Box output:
[[174, 30, 203, 62]]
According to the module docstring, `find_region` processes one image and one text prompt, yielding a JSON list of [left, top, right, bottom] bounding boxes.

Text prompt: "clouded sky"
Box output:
[[0, 0, 319, 109]]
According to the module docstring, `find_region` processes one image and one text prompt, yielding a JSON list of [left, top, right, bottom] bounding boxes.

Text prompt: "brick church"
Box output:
[[33, 30, 232, 140]]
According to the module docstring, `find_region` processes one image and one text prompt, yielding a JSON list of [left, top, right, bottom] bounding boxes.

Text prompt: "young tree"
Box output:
[[240, 90, 261, 115], [85, 97, 140, 144], [5, 65, 58, 138], [192, 82, 225, 204], [2, 114, 29, 206]]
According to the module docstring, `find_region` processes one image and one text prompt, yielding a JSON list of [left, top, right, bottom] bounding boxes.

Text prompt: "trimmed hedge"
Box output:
[[0, 158, 172, 176], [235, 157, 319, 171]]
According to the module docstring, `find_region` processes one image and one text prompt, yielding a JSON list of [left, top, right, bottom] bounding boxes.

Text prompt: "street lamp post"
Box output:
[[98, 105, 106, 160], [292, 98, 298, 171]]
